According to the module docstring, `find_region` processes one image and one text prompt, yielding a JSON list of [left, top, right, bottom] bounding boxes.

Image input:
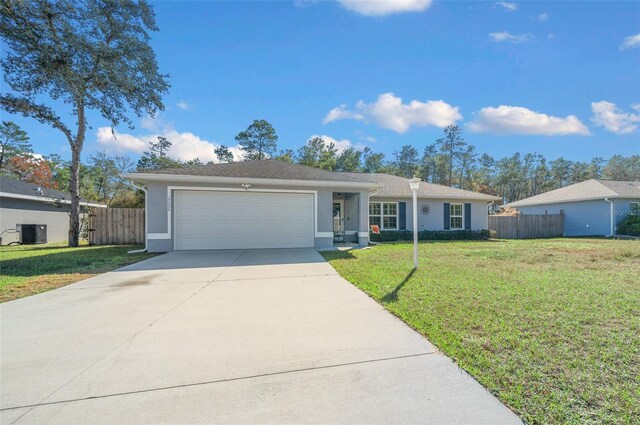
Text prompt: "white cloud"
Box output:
[[323, 105, 364, 124], [96, 124, 242, 163], [176, 101, 190, 110], [538, 12, 548, 21], [489, 31, 534, 43], [495, 2, 518, 11], [323, 92, 462, 133], [619, 33, 640, 51], [337, 0, 432, 16], [468, 105, 590, 136], [591, 101, 640, 134], [97, 127, 147, 152]]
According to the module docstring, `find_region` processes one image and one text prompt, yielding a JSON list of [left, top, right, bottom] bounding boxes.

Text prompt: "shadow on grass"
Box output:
[[319, 249, 358, 261], [0, 245, 148, 278], [373, 239, 506, 246], [381, 268, 416, 303]]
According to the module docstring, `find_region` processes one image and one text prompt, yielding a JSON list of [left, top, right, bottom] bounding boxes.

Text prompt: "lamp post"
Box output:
[[409, 177, 421, 269]]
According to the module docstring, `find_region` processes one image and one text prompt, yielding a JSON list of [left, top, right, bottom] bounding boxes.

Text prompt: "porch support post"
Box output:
[[358, 191, 369, 246]]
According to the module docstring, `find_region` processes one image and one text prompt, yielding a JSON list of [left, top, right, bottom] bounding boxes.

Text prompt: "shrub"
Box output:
[[617, 214, 640, 236], [370, 229, 492, 242]]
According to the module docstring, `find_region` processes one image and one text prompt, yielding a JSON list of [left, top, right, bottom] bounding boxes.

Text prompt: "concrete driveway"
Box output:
[[1, 248, 520, 424]]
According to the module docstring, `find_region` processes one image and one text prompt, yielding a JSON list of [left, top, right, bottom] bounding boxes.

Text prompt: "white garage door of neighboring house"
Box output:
[[174, 190, 314, 250]]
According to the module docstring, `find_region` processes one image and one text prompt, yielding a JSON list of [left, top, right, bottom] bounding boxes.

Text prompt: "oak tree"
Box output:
[[0, 0, 169, 246]]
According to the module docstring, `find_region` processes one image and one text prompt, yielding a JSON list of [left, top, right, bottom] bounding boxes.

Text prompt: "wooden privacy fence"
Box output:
[[89, 208, 145, 245], [489, 213, 564, 239]]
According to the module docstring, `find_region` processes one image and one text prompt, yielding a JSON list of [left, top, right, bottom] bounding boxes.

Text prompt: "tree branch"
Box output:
[[0, 94, 73, 144]]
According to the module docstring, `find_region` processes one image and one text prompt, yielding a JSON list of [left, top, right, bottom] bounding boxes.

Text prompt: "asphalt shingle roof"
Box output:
[[506, 179, 640, 207], [342, 172, 501, 201], [0, 176, 92, 203], [132, 159, 378, 184]]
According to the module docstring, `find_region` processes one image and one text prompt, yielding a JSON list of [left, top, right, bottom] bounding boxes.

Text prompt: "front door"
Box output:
[[333, 202, 344, 233]]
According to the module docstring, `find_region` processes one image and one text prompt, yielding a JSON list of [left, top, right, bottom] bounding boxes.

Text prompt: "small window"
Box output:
[[383, 203, 397, 216], [369, 203, 381, 215], [631, 202, 640, 215], [383, 216, 397, 229], [450, 203, 463, 230]]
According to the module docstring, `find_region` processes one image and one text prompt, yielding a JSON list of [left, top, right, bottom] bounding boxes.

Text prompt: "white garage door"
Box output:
[[174, 190, 314, 250]]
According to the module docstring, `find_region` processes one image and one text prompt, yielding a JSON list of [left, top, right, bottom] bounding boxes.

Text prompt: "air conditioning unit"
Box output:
[[18, 224, 47, 244]]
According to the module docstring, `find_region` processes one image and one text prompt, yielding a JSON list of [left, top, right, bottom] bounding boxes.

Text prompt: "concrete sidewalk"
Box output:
[[1, 249, 521, 424]]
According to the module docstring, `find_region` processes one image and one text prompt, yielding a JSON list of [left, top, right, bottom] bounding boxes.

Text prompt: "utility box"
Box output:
[[18, 224, 47, 244]]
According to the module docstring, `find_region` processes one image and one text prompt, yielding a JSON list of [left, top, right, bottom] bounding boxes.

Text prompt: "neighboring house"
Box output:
[[0, 176, 105, 245], [123, 160, 500, 252], [504, 179, 640, 237]]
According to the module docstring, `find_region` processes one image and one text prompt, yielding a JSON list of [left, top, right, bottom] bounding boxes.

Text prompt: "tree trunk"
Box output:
[[448, 143, 453, 187], [68, 146, 81, 247], [68, 101, 86, 247]]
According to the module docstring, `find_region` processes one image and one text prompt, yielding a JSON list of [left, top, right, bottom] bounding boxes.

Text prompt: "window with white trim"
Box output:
[[369, 203, 381, 227], [450, 203, 463, 230], [631, 202, 640, 215], [369, 202, 398, 230]]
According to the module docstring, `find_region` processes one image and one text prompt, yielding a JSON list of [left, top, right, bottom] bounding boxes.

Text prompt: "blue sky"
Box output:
[[5, 0, 640, 164]]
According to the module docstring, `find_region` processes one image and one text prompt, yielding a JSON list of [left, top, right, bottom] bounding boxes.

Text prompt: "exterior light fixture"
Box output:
[[409, 177, 421, 269], [241, 183, 252, 190]]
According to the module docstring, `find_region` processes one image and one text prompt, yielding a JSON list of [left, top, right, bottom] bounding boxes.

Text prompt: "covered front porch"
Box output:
[[331, 191, 366, 245]]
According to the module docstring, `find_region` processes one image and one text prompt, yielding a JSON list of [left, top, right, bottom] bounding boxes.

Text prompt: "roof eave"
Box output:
[[505, 195, 622, 208], [0, 191, 106, 208], [121, 173, 382, 190]]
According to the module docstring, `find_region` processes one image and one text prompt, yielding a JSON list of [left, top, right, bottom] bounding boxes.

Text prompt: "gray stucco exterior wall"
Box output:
[[0, 197, 72, 245], [144, 181, 370, 252], [370, 196, 490, 231], [513, 198, 640, 236]]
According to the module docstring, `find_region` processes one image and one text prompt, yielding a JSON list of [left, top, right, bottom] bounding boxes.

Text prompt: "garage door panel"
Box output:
[[174, 191, 314, 250]]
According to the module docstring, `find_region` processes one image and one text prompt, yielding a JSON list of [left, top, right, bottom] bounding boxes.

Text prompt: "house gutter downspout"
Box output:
[[604, 198, 614, 237], [128, 182, 148, 253], [366, 188, 380, 245]]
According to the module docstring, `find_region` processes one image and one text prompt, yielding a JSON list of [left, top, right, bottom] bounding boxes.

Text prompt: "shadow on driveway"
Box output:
[[114, 248, 327, 272]]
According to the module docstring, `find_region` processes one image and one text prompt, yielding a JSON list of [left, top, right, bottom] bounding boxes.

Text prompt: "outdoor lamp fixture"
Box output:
[[241, 183, 252, 190], [409, 177, 421, 269]]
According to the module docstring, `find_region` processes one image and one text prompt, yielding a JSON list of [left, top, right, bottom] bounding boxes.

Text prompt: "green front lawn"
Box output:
[[0, 243, 157, 302], [322, 239, 640, 424]]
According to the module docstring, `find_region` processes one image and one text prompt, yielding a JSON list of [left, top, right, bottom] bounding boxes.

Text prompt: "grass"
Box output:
[[322, 238, 640, 424], [0, 243, 157, 302]]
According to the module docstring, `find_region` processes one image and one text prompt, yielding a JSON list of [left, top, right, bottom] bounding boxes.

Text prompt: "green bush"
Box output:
[[370, 229, 491, 242], [617, 214, 640, 236]]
